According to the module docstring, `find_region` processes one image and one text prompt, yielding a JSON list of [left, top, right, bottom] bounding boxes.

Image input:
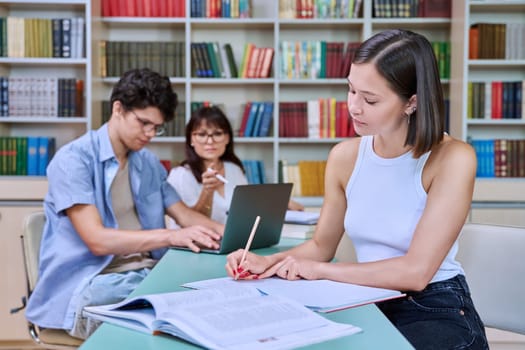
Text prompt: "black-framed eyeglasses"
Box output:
[[130, 110, 166, 136], [192, 130, 226, 144]]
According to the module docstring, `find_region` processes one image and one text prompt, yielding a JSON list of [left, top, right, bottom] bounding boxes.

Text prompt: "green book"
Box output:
[[223, 43, 238, 78], [205, 42, 220, 78]]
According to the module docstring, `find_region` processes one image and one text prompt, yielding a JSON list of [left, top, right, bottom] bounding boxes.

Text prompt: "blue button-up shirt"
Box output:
[[26, 124, 180, 329]]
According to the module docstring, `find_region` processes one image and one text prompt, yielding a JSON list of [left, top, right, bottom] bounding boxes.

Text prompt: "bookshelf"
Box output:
[[450, 1, 525, 177], [0, 0, 91, 151], [90, 0, 454, 207]]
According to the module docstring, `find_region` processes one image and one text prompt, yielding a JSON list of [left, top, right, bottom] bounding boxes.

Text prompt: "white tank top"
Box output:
[[344, 136, 463, 283]]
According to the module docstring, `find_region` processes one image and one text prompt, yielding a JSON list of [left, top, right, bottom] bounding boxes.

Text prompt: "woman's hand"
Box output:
[[201, 168, 222, 193], [225, 249, 275, 280], [260, 256, 323, 280]]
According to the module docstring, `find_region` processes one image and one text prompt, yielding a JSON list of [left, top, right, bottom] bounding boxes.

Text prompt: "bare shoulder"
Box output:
[[433, 135, 475, 165], [327, 137, 361, 186], [329, 137, 361, 162], [427, 135, 476, 179]]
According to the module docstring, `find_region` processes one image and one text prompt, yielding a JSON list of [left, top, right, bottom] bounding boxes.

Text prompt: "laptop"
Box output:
[[177, 183, 292, 254]]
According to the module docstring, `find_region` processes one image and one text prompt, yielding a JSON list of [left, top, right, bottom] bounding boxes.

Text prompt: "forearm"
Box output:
[[318, 256, 431, 291], [88, 227, 173, 256], [192, 188, 214, 217]]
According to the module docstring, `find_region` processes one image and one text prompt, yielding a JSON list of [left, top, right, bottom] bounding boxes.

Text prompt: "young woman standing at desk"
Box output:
[[226, 29, 489, 349], [167, 106, 303, 226]]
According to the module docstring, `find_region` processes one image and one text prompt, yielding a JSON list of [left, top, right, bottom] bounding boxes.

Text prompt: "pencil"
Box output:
[[235, 215, 261, 280]]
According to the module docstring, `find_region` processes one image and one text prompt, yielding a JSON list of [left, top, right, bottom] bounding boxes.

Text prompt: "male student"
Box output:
[[25, 68, 224, 340]]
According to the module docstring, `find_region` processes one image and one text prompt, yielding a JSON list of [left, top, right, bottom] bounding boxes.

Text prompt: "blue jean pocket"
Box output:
[[378, 275, 488, 350]]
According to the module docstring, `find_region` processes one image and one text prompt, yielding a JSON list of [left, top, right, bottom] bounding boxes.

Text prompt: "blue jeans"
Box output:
[[68, 268, 150, 339], [377, 274, 488, 350]]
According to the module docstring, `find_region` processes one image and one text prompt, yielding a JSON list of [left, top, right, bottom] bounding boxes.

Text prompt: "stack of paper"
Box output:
[[184, 277, 405, 313], [285, 210, 320, 224]]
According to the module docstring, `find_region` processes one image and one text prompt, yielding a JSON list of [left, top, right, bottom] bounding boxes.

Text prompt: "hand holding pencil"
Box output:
[[233, 216, 260, 280]]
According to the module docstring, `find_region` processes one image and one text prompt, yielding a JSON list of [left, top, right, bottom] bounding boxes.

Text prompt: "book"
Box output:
[[184, 277, 406, 313], [83, 285, 361, 350]]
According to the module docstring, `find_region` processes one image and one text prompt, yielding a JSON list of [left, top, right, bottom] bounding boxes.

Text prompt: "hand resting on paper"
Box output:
[[226, 250, 323, 281]]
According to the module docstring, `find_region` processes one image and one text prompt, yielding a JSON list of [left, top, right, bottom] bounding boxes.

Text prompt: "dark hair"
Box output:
[[352, 29, 444, 157], [110, 68, 177, 123], [182, 106, 245, 183]]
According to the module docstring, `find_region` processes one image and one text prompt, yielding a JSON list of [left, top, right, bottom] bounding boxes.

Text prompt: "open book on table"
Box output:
[[183, 277, 405, 313], [83, 285, 361, 350]]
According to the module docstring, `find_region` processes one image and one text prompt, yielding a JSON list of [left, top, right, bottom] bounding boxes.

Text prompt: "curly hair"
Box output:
[[110, 68, 178, 123]]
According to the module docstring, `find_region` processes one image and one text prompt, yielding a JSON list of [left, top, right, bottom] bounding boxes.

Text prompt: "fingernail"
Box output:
[[237, 267, 244, 273]]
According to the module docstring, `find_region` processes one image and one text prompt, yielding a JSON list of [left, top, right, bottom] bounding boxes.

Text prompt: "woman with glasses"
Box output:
[[167, 106, 304, 226], [167, 106, 246, 225]]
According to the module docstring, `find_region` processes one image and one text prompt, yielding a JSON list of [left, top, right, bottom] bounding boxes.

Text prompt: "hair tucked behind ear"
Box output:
[[353, 29, 444, 157]]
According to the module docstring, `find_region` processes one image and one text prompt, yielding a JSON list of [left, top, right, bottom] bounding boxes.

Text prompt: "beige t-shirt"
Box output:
[[101, 161, 157, 274]]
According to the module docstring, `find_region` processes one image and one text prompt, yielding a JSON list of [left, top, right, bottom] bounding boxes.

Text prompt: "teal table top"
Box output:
[[80, 238, 414, 349]]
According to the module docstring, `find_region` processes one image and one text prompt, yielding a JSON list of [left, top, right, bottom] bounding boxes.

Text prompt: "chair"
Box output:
[[12, 211, 83, 349], [456, 223, 525, 335]]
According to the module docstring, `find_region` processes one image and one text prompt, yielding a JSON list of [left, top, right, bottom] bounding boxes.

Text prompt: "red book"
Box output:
[[491, 81, 503, 119], [179, 0, 186, 17], [421, 0, 451, 18], [258, 48, 275, 78], [143, 0, 152, 17], [245, 47, 260, 78], [136, 0, 145, 16], [160, 159, 172, 173], [238, 102, 252, 137], [102, 0, 111, 16], [469, 26, 479, 59], [110, 0, 120, 16], [158, 0, 167, 16], [167, 0, 175, 17]]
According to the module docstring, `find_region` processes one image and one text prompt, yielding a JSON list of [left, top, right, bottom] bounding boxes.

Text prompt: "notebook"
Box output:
[[175, 183, 293, 254]]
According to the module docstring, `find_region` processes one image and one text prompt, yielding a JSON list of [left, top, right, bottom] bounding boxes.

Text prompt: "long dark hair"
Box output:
[[182, 106, 245, 183], [352, 29, 444, 157]]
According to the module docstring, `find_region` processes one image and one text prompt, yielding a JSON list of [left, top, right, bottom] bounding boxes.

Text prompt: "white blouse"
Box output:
[[166, 161, 248, 226]]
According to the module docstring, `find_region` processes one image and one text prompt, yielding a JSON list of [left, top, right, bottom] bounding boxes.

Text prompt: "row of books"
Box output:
[[280, 41, 359, 80], [279, 99, 356, 139], [238, 101, 274, 137], [280, 39, 449, 80], [279, 0, 363, 19], [279, 159, 327, 197], [471, 139, 525, 178], [191, 0, 252, 18], [1, 77, 84, 118], [469, 23, 525, 60], [0, 17, 84, 58], [373, 0, 451, 18], [102, 0, 186, 17], [241, 159, 265, 184], [191, 42, 234, 78], [100, 41, 185, 78], [467, 81, 524, 120], [0, 136, 55, 176]]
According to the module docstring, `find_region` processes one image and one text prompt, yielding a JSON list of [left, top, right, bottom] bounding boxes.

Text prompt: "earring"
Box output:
[[411, 107, 416, 114]]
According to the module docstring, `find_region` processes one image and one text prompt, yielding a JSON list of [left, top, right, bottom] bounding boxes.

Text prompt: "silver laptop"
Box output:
[[176, 183, 292, 254]]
